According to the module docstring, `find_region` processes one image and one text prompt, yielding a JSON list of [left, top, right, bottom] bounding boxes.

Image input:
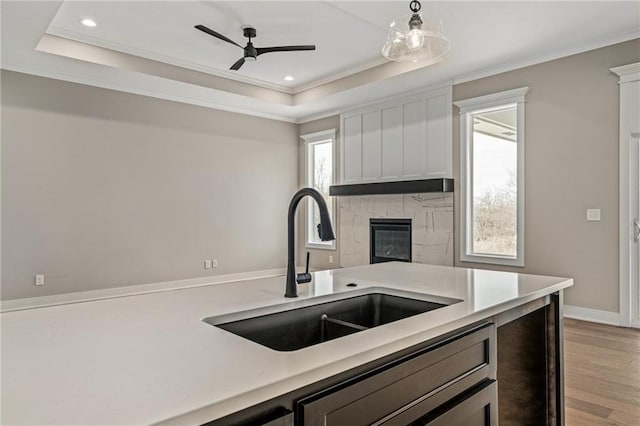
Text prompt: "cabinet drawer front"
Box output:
[[426, 381, 498, 426], [298, 322, 495, 426], [376, 371, 491, 426]]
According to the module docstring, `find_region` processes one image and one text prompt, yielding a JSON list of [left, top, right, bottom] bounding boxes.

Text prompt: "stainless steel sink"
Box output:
[[203, 287, 461, 351]]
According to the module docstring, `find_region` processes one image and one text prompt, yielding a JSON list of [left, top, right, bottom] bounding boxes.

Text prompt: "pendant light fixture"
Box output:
[[381, 0, 450, 63]]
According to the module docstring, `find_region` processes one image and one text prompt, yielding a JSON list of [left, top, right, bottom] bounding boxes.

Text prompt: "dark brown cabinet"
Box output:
[[296, 322, 496, 425]]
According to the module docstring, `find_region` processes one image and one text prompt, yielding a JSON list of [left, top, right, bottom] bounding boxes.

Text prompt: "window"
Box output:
[[302, 129, 336, 250], [455, 87, 528, 266]]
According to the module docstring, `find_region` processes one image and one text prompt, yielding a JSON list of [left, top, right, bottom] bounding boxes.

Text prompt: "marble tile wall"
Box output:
[[339, 193, 454, 267]]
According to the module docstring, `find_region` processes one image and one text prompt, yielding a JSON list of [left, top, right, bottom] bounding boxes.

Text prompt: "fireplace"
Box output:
[[370, 218, 412, 264]]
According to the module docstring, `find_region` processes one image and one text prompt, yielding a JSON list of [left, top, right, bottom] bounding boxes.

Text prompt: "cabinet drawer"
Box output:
[[424, 381, 497, 426], [298, 322, 496, 426]]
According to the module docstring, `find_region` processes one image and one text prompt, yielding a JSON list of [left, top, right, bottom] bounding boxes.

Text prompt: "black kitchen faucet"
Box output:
[[285, 188, 335, 298]]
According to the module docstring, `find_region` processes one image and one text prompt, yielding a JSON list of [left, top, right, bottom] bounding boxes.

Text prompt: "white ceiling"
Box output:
[[2, 1, 639, 122], [47, 1, 388, 90]]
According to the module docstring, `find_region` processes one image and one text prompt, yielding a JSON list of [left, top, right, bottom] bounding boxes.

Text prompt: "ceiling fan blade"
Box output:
[[256, 45, 316, 56], [195, 25, 243, 48], [230, 57, 245, 71]]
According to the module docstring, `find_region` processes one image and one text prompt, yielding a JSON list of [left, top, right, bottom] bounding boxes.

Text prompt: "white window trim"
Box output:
[[455, 87, 529, 267], [612, 62, 640, 328], [302, 129, 337, 250]]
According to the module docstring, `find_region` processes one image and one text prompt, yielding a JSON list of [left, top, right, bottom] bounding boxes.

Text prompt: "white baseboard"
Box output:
[[563, 305, 620, 326], [1, 268, 286, 313]]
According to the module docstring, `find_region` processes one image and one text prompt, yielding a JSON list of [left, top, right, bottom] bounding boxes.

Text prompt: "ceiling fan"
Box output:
[[195, 25, 316, 71]]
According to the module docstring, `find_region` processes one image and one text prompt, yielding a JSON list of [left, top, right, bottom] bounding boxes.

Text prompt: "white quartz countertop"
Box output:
[[1, 262, 572, 425]]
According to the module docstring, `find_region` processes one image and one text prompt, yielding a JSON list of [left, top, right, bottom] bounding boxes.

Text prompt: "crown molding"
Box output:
[[297, 109, 342, 124], [0, 62, 298, 123], [7, 25, 637, 125], [611, 62, 640, 83], [454, 30, 640, 85], [292, 56, 390, 93]]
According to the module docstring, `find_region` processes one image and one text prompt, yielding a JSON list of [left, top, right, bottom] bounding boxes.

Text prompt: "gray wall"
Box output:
[[453, 39, 640, 313], [4, 38, 638, 308], [298, 39, 640, 314], [1, 70, 299, 300]]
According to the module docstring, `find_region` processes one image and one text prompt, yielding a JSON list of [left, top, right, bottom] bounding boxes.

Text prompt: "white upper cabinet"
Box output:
[[361, 110, 382, 181], [403, 99, 427, 178], [339, 85, 452, 184], [342, 115, 362, 183], [381, 105, 403, 179], [425, 91, 452, 177]]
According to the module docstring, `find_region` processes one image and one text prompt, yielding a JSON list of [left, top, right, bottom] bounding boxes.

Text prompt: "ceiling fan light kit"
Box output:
[[382, 0, 450, 63], [195, 24, 315, 71]]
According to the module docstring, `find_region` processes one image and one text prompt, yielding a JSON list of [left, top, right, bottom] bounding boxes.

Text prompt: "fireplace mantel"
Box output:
[[329, 178, 453, 197]]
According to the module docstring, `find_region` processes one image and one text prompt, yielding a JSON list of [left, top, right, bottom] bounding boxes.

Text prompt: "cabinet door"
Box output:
[[381, 105, 403, 179], [403, 100, 427, 178], [362, 111, 382, 181], [342, 115, 362, 182], [425, 91, 452, 178]]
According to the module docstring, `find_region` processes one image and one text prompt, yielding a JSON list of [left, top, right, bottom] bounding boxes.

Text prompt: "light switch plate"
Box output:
[[586, 209, 601, 221]]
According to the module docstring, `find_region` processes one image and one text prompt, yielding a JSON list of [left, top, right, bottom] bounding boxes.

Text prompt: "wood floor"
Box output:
[[564, 318, 640, 425]]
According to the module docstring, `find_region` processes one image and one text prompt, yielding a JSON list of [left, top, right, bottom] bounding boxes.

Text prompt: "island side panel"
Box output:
[[496, 306, 548, 424], [495, 292, 565, 426], [547, 292, 565, 426]]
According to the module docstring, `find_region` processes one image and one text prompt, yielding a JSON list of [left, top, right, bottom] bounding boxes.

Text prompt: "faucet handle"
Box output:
[[296, 251, 312, 284]]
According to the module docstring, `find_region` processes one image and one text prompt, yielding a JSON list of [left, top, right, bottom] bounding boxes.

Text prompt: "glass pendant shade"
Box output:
[[381, 9, 450, 62]]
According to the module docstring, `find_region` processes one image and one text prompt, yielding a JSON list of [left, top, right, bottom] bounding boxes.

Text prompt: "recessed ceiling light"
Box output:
[[283, 75, 295, 81], [80, 18, 97, 28]]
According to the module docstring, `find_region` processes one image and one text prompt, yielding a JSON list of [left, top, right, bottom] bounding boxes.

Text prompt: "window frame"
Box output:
[[455, 87, 529, 267], [302, 129, 337, 250]]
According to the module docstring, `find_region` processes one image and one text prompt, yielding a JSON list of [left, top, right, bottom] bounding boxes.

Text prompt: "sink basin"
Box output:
[[203, 287, 460, 351]]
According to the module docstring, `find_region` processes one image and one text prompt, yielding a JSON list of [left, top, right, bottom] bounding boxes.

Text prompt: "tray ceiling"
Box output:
[[2, 1, 639, 122]]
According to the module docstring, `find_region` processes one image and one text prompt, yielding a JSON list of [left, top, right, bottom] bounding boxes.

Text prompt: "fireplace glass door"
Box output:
[[370, 219, 412, 264]]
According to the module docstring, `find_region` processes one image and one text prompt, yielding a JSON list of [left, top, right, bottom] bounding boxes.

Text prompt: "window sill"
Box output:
[[460, 253, 524, 267], [305, 243, 337, 251]]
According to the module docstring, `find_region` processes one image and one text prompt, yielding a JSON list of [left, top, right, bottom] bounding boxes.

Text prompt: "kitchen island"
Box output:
[[1, 262, 572, 425]]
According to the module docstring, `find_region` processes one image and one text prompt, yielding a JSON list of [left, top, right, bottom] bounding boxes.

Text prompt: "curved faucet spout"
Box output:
[[286, 188, 335, 298]]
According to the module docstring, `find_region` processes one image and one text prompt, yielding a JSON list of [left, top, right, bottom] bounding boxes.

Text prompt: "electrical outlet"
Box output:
[[586, 209, 601, 222], [204, 260, 212, 269], [211, 259, 218, 268], [329, 255, 333, 264], [35, 274, 45, 286]]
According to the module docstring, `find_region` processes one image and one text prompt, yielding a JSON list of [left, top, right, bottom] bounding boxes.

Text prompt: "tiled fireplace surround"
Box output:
[[339, 193, 454, 268]]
